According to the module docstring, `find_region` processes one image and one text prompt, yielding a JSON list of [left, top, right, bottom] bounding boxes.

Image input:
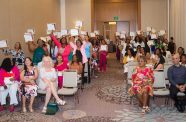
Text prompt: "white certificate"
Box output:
[[147, 40, 154, 46], [24, 33, 33, 42], [116, 32, 120, 36], [40, 36, 51, 42], [151, 34, 157, 39], [130, 32, 135, 37], [90, 32, 96, 37], [120, 34, 125, 39], [80, 31, 87, 35], [70, 29, 79, 36], [94, 30, 99, 35], [100, 45, 107, 51], [159, 30, 166, 36], [151, 28, 156, 33], [75, 21, 83, 27], [137, 30, 141, 35], [61, 29, 68, 36], [57, 71, 63, 76], [146, 27, 152, 32], [47, 23, 56, 31], [27, 29, 35, 34], [54, 32, 61, 38], [0, 40, 8, 48]]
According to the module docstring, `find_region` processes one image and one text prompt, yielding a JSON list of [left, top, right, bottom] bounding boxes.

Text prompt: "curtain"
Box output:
[[170, 0, 186, 50]]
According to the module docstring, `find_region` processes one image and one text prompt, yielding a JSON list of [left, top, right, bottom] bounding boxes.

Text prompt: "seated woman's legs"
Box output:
[[9, 83, 18, 105], [137, 94, 143, 107], [29, 96, 35, 112], [44, 88, 52, 108]]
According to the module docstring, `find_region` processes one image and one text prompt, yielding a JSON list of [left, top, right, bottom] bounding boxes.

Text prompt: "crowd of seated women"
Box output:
[[116, 31, 186, 113], [0, 32, 108, 113]]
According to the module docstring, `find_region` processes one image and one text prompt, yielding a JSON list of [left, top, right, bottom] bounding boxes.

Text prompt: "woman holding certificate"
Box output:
[[20, 57, 38, 113], [0, 58, 20, 112], [99, 39, 108, 72], [50, 34, 71, 63]]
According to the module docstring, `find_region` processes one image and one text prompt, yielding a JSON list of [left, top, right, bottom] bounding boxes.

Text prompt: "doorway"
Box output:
[[103, 21, 130, 43]]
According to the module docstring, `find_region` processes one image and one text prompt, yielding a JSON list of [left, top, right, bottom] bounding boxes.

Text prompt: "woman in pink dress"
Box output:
[[55, 55, 68, 89], [128, 56, 154, 114], [50, 34, 71, 63]]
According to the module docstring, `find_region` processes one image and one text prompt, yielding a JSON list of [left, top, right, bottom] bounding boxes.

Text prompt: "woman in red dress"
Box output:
[[128, 56, 154, 114]]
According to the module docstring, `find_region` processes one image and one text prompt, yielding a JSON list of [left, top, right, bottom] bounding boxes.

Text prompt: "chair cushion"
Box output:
[[153, 89, 170, 96], [177, 92, 185, 96], [58, 87, 78, 95], [37, 89, 46, 94]]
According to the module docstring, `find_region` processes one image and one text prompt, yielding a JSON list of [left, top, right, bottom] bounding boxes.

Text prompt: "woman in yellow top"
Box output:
[[123, 48, 137, 73]]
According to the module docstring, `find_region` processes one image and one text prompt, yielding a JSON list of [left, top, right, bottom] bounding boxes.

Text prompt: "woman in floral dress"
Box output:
[[128, 56, 154, 114]]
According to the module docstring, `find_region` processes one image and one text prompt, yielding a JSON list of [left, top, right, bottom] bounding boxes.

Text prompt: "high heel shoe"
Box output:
[[57, 100, 66, 106], [42, 107, 47, 113], [22, 107, 27, 113]]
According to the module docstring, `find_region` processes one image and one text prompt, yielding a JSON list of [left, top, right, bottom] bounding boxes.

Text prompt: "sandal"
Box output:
[[22, 107, 27, 113], [29, 106, 34, 113], [42, 107, 47, 113], [142, 106, 146, 114], [57, 100, 66, 106], [145, 106, 150, 113]]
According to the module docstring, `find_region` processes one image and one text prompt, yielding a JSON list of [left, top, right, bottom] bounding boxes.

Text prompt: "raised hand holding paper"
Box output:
[[70, 29, 79, 36], [47, 23, 56, 31], [159, 30, 166, 36], [27, 29, 35, 34], [24, 33, 33, 42], [80, 31, 87, 35], [151, 34, 157, 39], [0, 40, 8, 48], [61, 30, 68, 36], [90, 32, 96, 37], [40, 36, 51, 42], [116, 32, 120, 36], [146, 27, 152, 32], [54, 32, 61, 38], [94, 30, 99, 35], [130, 32, 135, 37], [137, 30, 141, 35], [120, 34, 125, 39]]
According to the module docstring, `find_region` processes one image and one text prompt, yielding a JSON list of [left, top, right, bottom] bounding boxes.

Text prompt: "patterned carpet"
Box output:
[[64, 116, 115, 122], [0, 112, 61, 122], [96, 84, 137, 105], [113, 104, 186, 122]]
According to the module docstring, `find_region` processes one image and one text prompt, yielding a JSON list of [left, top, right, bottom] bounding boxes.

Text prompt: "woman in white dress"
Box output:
[[123, 48, 136, 73], [38, 56, 65, 113]]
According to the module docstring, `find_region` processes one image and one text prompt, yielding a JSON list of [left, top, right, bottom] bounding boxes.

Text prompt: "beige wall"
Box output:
[[0, 0, 61, 63], [65, 0, 92, 32], [141, 0, 168, 31], [94, 0, 138, 34]]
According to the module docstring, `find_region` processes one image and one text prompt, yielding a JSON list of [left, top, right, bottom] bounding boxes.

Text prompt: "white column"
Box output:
[[60, 0, 66, 29]]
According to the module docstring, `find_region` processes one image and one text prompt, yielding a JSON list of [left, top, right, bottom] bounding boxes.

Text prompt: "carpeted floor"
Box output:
[[1, 53, 186, 122]]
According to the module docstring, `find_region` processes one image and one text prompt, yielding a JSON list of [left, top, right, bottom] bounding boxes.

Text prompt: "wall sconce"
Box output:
[[109, 21, 116, 25]]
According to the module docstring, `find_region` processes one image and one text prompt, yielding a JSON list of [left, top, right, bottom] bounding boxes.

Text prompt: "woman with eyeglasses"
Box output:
[[128, 56, 154, 114]]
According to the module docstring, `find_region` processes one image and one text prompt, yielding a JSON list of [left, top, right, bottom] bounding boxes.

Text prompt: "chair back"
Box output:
[[164, 63, 173, 79], [127, 65, 137, 79], [63, 69, 78, 88], [153, 70, 166, 88]]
